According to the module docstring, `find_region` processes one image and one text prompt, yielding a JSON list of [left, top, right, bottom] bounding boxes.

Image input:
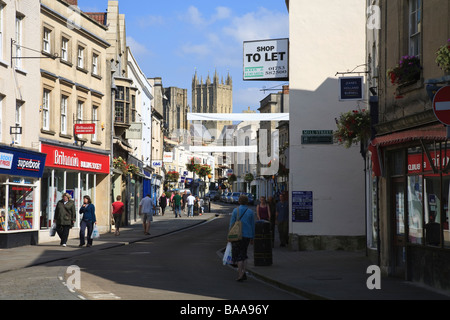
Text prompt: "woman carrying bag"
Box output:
[[228, 194, 255, 282], [54, 193, 76, 247], [79, 195, 96, 247]]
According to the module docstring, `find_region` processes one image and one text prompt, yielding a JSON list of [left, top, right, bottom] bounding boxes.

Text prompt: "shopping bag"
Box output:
[[49, 223, 57, 237], [222, 242, 233, 265], [91, 225, 100, 239]]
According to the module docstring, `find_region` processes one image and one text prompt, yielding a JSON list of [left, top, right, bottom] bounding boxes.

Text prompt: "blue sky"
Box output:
[[77, 0, 289, 113]]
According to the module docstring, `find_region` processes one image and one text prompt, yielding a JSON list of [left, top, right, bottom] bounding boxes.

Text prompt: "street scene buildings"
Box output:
[[0, 0, 449, 296]]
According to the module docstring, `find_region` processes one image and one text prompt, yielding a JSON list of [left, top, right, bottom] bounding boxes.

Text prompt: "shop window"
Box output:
[[442, 177, 450, 248], [407, 175, 423, 244], [0, 181, 34, 231], [424, 176, 442, 247]]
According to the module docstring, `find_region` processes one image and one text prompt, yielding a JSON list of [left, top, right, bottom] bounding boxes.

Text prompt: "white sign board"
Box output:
[[125, 123, 143, 139], [243, 38, 289, 81], [163, 152, 173, 163]]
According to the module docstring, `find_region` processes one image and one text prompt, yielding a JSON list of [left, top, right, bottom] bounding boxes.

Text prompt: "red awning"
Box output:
[[369, 124, 448, 176], [371, 124, 447, 147]]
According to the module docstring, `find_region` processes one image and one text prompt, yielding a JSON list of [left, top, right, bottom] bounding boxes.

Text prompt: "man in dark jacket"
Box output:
[[54, 193, 76, 247]]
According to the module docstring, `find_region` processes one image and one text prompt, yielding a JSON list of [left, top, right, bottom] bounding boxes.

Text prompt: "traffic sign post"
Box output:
[[432, 85, 450, 138]]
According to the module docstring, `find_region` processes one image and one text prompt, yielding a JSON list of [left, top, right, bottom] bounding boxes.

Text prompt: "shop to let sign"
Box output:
[[243, 38, 289, 81]]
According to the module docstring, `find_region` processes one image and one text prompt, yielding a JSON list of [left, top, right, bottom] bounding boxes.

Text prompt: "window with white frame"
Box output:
[[43, 28, 51, 54], [77, 100, 83, 138], [61, 38, 68, 62], [42, 89, 50, 130], [77, 46, 84, 69], [92, 106, 98, 141], [409, 0, 421, 57], [92, 53, 98, 75], [15, 14, 23, 68], [60, 95, 68, 134]]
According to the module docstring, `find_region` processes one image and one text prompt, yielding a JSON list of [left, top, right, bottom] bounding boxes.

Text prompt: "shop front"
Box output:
[[39, 143, 110, 243], [369, 125, 450, 291], [0, 145, 47, 248]]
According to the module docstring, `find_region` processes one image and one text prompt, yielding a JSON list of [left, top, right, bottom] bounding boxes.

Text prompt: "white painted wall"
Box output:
[[288, 0, 366, 237], [127, 47, 152, 167]]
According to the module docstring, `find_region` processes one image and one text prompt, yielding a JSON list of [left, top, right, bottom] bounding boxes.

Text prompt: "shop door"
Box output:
[[392, 179, 406, 278]]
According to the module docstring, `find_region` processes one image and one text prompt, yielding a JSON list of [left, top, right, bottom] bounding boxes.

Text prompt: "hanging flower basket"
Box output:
[[166, 171, 180, 182], [186, 157, 201, 173], [127, 164, 140, 175], [436, 39, 450, 73], [197, 164, 211, 178], [387, 55, 421, 85], [334, 109, 371, 148]]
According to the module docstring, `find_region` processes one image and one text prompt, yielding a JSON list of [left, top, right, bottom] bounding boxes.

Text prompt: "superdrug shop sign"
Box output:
[[41, 144, 110, 174]]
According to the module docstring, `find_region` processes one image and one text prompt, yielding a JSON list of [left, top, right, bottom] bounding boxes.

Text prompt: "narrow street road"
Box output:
[[0, 202, 303, 302], [68, 212, 301, 300]]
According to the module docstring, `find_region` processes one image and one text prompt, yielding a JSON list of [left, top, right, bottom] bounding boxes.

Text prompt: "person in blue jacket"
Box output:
[[79, 195, 96, 247], [229, 194, 255, 282]]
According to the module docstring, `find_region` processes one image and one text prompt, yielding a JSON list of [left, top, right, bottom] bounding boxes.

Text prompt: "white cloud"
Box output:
[[127, 36, 151, 57], [138, 15, 165, 28], [181, 5, 232, 27], [223, 7, 289, 43]]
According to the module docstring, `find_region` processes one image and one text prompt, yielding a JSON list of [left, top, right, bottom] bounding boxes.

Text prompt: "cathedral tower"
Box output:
[[192, 70, 233, 138]]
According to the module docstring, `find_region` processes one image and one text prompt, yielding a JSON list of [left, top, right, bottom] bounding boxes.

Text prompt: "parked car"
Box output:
[[220, 192, 228, 202], [231, 192, 241, 204], [225, 192, 233, 203], [245, 193, 255, 205], [206, 190, 219, 201]]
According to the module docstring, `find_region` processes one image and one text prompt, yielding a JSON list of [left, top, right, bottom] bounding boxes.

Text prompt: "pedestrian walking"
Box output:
[[79, 195, 97, 247], [54, 193, 76, 247], [173, 191, 182, 218], [159, 192, 167, 216], [267, 196, 276, 247], [256, 196, 271, 221], [181, 190, 188, 215], [276, 192, 289, 247], [229, 194, 255, 282], [111, 195, 124, 236], [139, 194, 155, 235], [186, 193, 195, 217]]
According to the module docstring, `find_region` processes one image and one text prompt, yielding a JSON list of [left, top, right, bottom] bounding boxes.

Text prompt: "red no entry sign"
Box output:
[[433, 85, 450, 126]]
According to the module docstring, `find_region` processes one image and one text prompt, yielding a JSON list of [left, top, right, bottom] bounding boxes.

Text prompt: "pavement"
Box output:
[[0, 203, 449, 300]]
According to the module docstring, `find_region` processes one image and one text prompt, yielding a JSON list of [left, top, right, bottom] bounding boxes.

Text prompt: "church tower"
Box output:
[[192, 70, 233, 138]]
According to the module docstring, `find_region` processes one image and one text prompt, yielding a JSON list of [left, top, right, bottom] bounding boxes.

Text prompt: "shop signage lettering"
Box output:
[[243, 38, 289, 81], [41, 144, 109, 174], [0, 152, 13, 170], [54, 150, 79, 168], [17, 158, 41, 171], [408, 152, 450, 173]]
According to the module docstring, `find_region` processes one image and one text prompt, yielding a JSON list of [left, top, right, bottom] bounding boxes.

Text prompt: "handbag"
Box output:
[[227, 208, 247, 242], [49, 223, 57, 237], [223, 242, 233, 265], [91, 225, 100, 239]]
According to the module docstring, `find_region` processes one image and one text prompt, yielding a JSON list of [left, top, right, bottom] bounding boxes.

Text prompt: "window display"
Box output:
[[0, 179, 35, 232]]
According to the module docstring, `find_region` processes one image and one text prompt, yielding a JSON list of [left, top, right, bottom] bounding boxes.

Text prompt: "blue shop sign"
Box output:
[[339, 76, 364, 101], [0, 146, 46, 178]]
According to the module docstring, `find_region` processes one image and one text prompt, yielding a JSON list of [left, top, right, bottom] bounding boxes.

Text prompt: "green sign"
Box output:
[[301, 130, 334, 145]]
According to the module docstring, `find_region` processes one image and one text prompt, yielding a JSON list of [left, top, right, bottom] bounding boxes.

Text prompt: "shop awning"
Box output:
[[369, 124, 449, 176], [371, 124, 447, 147]]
